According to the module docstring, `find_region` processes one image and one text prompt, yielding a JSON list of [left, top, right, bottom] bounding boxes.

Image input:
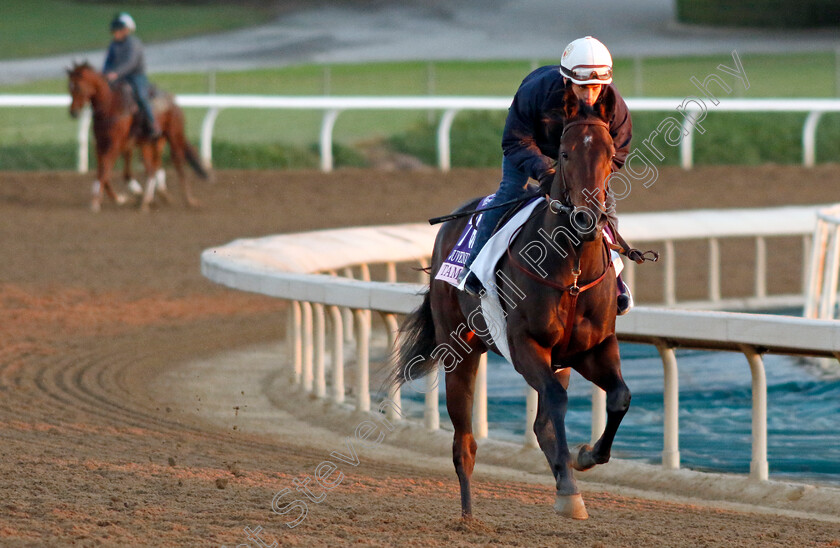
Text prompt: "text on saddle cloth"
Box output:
[[434, 194, 496, 286]]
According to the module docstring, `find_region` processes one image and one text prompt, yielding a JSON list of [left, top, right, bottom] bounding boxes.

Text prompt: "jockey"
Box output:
[[457, 36, 635, 315], [103, 13, 161, 138]]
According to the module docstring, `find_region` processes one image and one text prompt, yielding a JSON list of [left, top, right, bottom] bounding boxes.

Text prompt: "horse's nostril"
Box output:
[[572, 210, 593, 232]]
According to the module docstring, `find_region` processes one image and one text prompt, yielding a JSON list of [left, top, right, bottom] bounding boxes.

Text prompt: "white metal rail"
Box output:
[[201, 215, 840, 482], [2, 94, 839, 172]]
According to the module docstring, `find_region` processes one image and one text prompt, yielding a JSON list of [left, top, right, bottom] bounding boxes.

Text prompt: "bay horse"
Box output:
[[392, 90, 631, 520], [67, 61, 208, 212]]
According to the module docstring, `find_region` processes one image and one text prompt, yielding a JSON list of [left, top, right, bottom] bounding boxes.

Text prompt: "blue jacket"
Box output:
[[502, 65, 632, 181], [103, 35, 146, 79]]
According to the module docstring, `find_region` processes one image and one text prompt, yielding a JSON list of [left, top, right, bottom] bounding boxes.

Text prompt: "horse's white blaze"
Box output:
[[583, 135, 593, 146]]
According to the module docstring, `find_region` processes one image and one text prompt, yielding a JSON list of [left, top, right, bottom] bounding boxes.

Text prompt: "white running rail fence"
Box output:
[[201, 207, 840, 482], [2, 94, 839, 172]]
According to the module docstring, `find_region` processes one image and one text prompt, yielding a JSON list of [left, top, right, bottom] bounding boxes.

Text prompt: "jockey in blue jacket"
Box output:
[[103, 13, 161, 138], [457, 36, 635, 314]]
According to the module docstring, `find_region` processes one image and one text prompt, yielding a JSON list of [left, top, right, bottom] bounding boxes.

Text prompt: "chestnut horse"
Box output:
[[67, 62, 208, 212], [392, 91, 631, 520]]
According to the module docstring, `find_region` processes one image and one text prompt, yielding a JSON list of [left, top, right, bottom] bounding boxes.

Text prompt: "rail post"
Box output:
[[591, 386, 606, 445], [524, 388, 539, 448], [328, 305, 344, 403], [353, 308, 370, 412], [679, 110, 696, 170], [382, 312, 402, 423], [289, 301, 302, 384], [708, 237, 721, 302], [656, 341, 681, 470], [425, 368, 440, 431], [301, 302, 314, 392], [320, 109, 342, 172], [313, 303, 326, 398], [200, 107, 221, 166], [802, 111, 824, 168], [741, 345, 768, 481], [437, 109, 459, 172], [76, 106, 92, 173]]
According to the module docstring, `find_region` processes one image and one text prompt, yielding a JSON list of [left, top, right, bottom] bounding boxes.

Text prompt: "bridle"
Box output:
[[506, 117, 615, 353], [546, 118, 611, 217]]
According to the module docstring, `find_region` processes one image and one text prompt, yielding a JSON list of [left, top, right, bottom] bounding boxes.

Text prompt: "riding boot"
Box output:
[[146, 119, 162, 139], [456, 268, 483, 297], [617, 274, 633, 316]]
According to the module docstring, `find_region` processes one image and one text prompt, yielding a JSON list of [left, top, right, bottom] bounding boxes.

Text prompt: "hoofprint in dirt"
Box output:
[[0, 166, 839, 546]]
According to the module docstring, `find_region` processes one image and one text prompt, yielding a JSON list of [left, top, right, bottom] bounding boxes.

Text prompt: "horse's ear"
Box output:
[[562, 86, 579, 120], [595, 86, 616, 122]]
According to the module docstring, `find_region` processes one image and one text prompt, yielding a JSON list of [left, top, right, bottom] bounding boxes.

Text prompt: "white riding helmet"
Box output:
[[560, 36, 613, 85], [122, 13, 136, 32]]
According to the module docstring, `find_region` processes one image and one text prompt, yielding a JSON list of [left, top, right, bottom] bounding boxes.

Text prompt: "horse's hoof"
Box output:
[[115, 193, 128, 206], [90, 201, 101, 213], [554, 493, 588, 520], [570, 443, 596, 472], [127, 179, 143, 195]]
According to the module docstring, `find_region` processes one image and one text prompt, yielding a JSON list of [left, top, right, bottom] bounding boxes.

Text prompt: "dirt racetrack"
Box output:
[[1, 165, 840, 547]]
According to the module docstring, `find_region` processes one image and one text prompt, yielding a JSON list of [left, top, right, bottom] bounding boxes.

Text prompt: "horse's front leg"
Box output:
[[568, 334, 631, 471], [511, 341, 587, 519], [93, 150, 123, 212]]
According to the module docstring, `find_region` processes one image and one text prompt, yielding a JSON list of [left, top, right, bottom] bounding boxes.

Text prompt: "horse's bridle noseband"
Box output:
[[547, 118, 611, 217]]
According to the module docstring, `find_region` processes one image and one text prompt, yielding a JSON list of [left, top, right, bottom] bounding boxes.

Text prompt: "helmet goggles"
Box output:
[[561, 65, 613, 83]]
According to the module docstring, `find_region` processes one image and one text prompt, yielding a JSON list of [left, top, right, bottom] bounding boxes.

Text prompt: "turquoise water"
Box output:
[[402, 341, 840, 485]]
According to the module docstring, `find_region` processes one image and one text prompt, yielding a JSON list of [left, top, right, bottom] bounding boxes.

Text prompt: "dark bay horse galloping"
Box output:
[[392, 90, 631, 520], [67, 62, 208, 212]]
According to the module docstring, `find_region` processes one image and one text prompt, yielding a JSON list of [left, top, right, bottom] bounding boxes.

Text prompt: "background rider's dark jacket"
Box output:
[[502, 65, 632, 180], [103, 35, 146, 79]]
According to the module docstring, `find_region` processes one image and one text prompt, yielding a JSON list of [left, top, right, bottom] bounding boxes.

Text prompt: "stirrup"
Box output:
[[617, 283, 633, 316]]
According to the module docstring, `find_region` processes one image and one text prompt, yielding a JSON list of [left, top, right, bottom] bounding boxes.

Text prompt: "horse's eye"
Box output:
[[561, 151, 569, 160]]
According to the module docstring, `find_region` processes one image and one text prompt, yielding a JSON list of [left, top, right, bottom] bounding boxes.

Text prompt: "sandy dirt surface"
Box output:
[[1, 165, 840, 547]]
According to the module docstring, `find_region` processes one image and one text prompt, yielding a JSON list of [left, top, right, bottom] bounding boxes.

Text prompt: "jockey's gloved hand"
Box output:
[[537, 169, 557, 195]]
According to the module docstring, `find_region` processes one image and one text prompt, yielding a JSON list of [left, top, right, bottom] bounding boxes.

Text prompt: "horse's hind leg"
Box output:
[[568, 334, 631, 472], [139, 143, 158, 212], [165, 111, 200, 208], [122, 149, 142, 196], [444, 349, 481, 518], [153, 138, 171, 205]]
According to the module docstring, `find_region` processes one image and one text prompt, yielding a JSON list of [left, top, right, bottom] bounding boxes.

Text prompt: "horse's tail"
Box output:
[[390, 289, 438, 388], [166, 103, 211, 181], [184, 143, 210, 180]]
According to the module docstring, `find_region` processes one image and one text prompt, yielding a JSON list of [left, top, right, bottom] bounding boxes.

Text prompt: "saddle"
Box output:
[[435, 186, 544, 287], [112, 82, 170, 116]]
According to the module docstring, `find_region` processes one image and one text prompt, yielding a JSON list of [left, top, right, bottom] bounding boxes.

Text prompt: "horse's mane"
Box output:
[[562, 85, 616, 123], [68, 60, 96, 77]]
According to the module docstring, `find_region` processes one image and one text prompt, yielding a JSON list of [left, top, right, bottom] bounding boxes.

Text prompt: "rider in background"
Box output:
[[103, 13, 161, 138], [458, 36, 635, 314]]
